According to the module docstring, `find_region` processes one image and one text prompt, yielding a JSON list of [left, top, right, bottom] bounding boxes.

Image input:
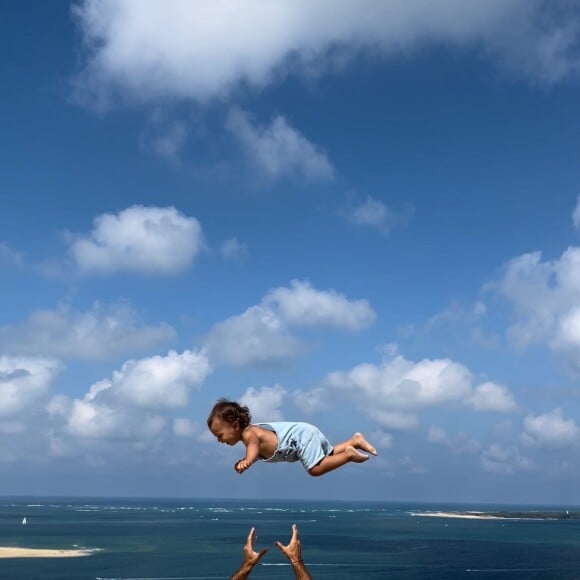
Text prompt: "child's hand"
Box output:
[[235, 458, 253, 474]]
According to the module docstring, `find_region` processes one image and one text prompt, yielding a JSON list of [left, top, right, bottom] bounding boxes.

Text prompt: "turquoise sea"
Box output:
[[1, 498, 580, 579]]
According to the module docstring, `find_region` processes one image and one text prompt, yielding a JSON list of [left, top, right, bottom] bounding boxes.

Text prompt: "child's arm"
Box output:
[[235, 429, 261, 474]]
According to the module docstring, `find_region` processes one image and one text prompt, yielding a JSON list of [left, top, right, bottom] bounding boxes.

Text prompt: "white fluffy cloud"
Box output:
[[74, 0, 580, 107], [204, 305, 305, 367], [67, 398, 166, 440], [240, 384, 287, 423], [226, 109, 334, 181], [325, 355, 470, 429], [264, 280, 375, 331], [522, 408, 580, 448], [66, 349, 211, 440], [322, 353, 517, 430], [109, 349, 211, 409], [205, 280, 375, 366], [467, 382, 518, 413], [495, 246, 580, 372], [67, 205, 203, 275], [0, 302, 174, 360], [0, 356, 63, 417]]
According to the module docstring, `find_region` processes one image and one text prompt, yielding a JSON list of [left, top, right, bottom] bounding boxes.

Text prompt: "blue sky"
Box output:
[[2, 0, 580, 504]]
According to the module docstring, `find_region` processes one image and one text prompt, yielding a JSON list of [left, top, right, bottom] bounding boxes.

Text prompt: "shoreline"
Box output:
[[409, 510, 573, 521], [411, 511, 504, 520], [0, 547, 95, 558]]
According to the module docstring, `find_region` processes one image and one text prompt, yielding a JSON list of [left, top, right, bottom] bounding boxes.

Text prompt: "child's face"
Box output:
[[209, 417, 242, 446]]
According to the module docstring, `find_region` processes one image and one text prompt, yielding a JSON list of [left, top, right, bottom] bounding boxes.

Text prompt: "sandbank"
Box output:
[[0, 547, 94, 558], [410, 511, 504, 520]]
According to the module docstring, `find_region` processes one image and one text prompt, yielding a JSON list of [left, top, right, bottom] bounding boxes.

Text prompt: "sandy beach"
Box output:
[[410, 511, 504, 520], [0, 547, 94, 558]]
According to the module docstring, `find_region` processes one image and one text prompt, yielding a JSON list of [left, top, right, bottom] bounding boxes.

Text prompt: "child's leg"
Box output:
[[332, 433, 377, 456], [308, 446, 368, 477]]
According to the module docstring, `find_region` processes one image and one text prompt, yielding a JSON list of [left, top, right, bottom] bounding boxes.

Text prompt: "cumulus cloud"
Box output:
[[110, 349, 211, 409], [264, 280, 375, 331], [320, 352, 517, 430], [522, 408, 580, 448], [481, 443, 533, 474], [204, 305, 304, 367], [73, 0, 580, 108], [467, 382, 518, 413], [495, 247, 580, 373], [67, 398, 166, 440], [324, 355, 471, 429], [0, 356, 63, 417], [341, 196, 413, 235], [240, 384, 287, 422], [226, 109, 334, 181], [0, 302, 175, 360], [66, 349, 211, 440], [67, 205, 203, 275], [205, 280, 375, 367]]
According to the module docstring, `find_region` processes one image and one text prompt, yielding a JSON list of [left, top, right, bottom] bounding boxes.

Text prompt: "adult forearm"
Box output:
[[230, 562, 253, 580], [291, 559, 312, 580]]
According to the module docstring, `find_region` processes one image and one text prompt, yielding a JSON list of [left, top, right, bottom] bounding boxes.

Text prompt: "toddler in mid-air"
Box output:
[[207, 399, 377, 477]]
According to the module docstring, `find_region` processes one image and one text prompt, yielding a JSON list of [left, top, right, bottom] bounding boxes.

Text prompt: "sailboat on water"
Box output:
[[21, 517, 27, 525]]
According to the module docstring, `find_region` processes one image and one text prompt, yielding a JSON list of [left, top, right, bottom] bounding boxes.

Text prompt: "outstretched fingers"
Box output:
[[245, 527, 256, 549], [290, 523, 299, 543], [275, 523, 302, 563], [244, 527, 268, 564]]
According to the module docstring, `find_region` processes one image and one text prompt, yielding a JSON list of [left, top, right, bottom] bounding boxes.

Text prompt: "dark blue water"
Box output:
[[0, 498, 579, 579]]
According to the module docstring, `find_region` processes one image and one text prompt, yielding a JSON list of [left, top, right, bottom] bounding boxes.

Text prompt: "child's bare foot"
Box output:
[[353, 433, 378, 456], [346, 445, 369, 463]]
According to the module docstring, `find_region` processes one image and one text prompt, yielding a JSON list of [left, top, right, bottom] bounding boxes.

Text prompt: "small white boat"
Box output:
[[21, 517, 27, 525]]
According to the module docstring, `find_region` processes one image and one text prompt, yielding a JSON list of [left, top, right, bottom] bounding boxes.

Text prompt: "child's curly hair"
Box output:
[[207, 399, 252, 430]]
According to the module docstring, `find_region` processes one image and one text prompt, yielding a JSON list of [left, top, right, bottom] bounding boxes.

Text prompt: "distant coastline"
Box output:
[[0, 547, 95, 558], [410, 510, 580, 521]]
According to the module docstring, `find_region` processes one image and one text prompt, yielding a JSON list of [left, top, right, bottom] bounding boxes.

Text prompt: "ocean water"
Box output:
[[0, 498, 580, 579]]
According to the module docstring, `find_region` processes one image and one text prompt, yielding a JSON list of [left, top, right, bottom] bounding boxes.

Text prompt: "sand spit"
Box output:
[[410, 511, 506, 520], [410, 509, 576, 521], [0, 547, 95, 558]]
